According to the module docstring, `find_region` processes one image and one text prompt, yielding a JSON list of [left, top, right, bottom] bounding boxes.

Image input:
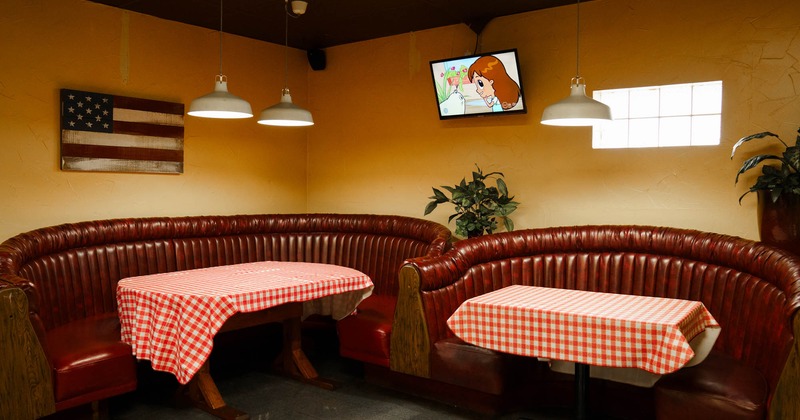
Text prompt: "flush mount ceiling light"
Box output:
[[188, 0, 253, 119], [541, 0, 611, 126], [258, 0, 314, 127]]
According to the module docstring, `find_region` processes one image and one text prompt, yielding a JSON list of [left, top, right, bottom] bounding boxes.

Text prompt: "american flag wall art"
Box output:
[[60, 89, 185, 174]]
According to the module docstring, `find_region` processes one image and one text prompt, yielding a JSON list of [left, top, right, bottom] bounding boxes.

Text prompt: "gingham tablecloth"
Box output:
[[117, 261, 373, 384], [446, 285, 720, 375]]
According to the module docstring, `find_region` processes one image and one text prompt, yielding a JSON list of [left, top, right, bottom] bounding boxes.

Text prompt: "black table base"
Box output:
[[575, 362, 590, 419]]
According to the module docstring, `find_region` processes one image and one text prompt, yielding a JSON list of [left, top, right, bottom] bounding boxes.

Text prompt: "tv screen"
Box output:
[[430, 49, 526, 120]]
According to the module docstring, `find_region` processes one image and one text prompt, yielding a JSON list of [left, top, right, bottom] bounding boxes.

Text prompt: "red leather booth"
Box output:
[[389, 225, 800, 419], [0, 213, 451, 417]]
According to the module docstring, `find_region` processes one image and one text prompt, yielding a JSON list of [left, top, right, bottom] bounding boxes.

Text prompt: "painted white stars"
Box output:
[[61, 90, 114, 133]]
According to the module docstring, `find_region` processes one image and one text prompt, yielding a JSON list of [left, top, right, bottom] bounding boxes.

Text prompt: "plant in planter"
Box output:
[[731, 128, 800, 203], [731, 127, 800, 255], [424, 165, 519, 238]]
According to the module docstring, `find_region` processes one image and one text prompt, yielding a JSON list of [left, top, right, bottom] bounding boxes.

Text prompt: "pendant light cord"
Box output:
[[282, 0, 304, 91], [575, 0, 581, 79], [284, 4, 289, 90], [218, 0, 224, 76]]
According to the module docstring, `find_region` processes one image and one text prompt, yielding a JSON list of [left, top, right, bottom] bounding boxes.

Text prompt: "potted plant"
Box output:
[[731, 127, 800, 254], [424, 165, 519, 238]]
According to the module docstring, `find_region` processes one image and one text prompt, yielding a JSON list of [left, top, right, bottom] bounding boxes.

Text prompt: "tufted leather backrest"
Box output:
[[0, 214, 451, 332], [407, 225, 800, 392]]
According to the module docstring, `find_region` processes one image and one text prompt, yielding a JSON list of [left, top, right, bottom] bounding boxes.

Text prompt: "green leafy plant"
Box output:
[[424, 166, 519, 238], [731, 128, 800, 203]]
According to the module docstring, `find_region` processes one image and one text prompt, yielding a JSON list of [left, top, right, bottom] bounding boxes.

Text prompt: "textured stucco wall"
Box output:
[[1, 0, 797, 242], [0, 0, 310, 241], [307, 0, 800, 240]]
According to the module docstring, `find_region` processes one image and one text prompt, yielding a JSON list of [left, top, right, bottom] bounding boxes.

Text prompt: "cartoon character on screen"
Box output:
[[439, 89, 466, 116], [468, 55, 521, 112], [436, 64, 468, 117]]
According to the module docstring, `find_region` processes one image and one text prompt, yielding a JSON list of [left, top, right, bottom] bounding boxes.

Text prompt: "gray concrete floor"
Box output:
[[46, 326, 574, 420], [103, 354, 571, 420]]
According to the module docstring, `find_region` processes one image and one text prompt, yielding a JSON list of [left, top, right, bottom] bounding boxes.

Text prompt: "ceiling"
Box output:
[[89, 0, 582, 51]]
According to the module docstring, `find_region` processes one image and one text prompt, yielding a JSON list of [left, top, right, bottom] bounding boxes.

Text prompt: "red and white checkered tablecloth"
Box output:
[[117, 261, 373, 384], [446, 285, 720, 375]]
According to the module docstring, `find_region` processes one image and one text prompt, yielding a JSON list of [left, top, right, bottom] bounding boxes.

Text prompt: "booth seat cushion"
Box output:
[[430, 337, 509, 395], [46, 313, 137, 403], [337, 295, 396, 367], [654, 351, 769, 420]]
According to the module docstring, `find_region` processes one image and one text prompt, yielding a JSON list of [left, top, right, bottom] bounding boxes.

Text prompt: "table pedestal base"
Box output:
[[181, 361, 249, 420], [179, 302, 335, 419], [275, 316, 336, 390], [575, 362, 589, 420]]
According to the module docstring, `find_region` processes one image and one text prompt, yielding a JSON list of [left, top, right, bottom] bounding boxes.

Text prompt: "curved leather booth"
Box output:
[[0, 213, 451, 417], [390, 225, 800, 419]]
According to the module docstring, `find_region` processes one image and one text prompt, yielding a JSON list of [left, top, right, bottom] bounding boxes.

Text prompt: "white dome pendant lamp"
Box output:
[[541, 0, 611, 126], [188, 0, 253, 119], [258, 0, 314, 127]]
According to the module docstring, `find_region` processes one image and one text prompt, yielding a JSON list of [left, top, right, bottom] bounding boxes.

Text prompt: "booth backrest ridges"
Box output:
[[2, 214, 450, 331], [420, 226, 800, 389], [391, 225, 800, 418], [0, 213, 451, 416]]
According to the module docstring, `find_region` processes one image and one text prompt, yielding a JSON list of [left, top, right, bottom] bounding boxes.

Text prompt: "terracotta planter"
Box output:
[[757, 190, 800, 256]]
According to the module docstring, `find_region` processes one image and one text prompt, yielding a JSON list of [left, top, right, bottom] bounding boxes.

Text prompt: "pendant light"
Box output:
[[188, 0, 253, 119], [258, 0, 314, 127], [541, 0, 611, 126]]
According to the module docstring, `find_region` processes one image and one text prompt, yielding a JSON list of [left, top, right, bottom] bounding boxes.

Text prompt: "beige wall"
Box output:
[[307, 0, 800, 240], [2, 0, 798, 243], [0, 0, 310, 241]]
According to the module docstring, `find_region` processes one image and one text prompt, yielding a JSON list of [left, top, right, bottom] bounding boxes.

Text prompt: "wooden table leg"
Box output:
[[174, 302, 333, 419], [179, 361, 250, 420], [221, 302, 334, 389], [279, 316, 336, 390]]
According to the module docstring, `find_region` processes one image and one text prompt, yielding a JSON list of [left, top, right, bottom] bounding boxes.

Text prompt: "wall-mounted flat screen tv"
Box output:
[[430, 48, 526, 120]]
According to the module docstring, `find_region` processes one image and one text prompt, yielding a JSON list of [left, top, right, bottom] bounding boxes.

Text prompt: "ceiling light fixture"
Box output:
[[541, 0, 611, 126], [188, 0, 253, 119], [258, 0, 314, 127]]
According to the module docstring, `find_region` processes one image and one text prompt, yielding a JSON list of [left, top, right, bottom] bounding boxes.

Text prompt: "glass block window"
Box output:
[[592, 81, 722, 149]]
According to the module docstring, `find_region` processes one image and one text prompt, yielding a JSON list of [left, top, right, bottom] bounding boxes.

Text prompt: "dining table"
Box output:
[[446, 285, 720, 419], [117, 260, 374, 420]]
